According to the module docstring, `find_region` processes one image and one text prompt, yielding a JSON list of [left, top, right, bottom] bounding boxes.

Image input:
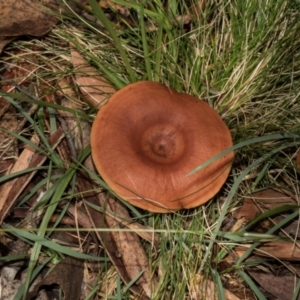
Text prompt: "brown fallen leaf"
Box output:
[[232, 198, 261, 224], [77, 173, 156, 299], [26, 256, 84, 300], [248, 271, 300, 300], [100, 0, 130, 17], [71, 48, 116, 108], [297, 151, 300, 169], [0, 97, 18, 173], [0, 128, 64, 224], [105, 207, 160, 250], [0, 0, 58, 53], [233, 188, 296, 222], [235, 241, 300, 261], [0, 238, 31, 299], [189, 275, 240, 300], [0, 38, 15, 54], [0, 60, 44, 178], [231, 188, 298, 234], [51, 88, 157, 298], [100, 194, 157, 297], [249, 188, 296, 209]]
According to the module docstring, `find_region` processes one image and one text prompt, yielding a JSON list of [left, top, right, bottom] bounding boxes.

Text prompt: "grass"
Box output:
[[1, 0, 300, 299]]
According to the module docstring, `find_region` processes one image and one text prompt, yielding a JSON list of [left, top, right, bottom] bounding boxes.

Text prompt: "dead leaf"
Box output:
[[0, 97, 18, 173], [250, 188, 297, 209], [189, 275, 240, 300], [297, 151, 300, 169], [228, 189, 300, 262], [0, 128, 64, 225], [80, 179, 156, 299], [248, 271, 300, 300], [0, 60, 40, 130], [232, 198, 261, 223], [235, 241, 300, 261], [0, 0, 58, 53], [26, 256, 84, 300], [51, 90, 157, 298], [233, 188, 296, 222], [71, 48, 116, 108], [0, 62, 38, 174], [100, 0, 130, 17], [231, 188, 298, 234], [0, 239, 31, 299], [105, 208, 160, 250], [0, 38, 14, 54], [100, 195, 157, 297]]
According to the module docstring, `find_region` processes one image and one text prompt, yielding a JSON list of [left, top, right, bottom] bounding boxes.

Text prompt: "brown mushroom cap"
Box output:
[[91, 81, 233, 213]]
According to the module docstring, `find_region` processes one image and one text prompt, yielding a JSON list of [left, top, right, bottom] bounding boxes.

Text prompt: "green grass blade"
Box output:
[[139, 2, 152, 80], [237, 269, 267, 300], [187, 133, 300, 176], [87, 0, 136, 82]]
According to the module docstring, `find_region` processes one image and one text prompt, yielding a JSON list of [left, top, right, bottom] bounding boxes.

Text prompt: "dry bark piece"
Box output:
[[91, 81, 233, 213], [0, 0, 58, 53]]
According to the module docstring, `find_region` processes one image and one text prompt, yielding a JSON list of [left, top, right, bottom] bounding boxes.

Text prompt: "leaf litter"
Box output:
[[0, 0, 300, 299]]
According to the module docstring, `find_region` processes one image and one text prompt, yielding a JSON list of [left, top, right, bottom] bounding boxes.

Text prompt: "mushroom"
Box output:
[[91, 81, 233, 213]]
